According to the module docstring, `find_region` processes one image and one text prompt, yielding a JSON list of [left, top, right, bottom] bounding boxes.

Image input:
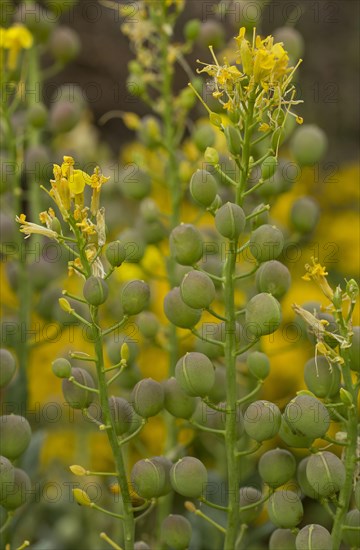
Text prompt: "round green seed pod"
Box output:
[[197, 20, 225, 49], [50, 26, 81, 63], [273, 27, 304, 60], [119, 168, 151, 200], [239, 487, 263, 523], [106, 241, 126, 267], [180, 270, 216, 310], [296, 524, 332, 550], [290, 125, 327, 166], [224, 125, 242, 156], [0, 415, 31, 460], [50, 100, 82, 133], [134, 543, 151, 550], [151, 456, 173, 496], [175, 352, 215, 397], [247, 351, 270, 380], [349, 326, 360, 372], [279, 417, 315, 448], [306, 451, 345, 498], [131, 458, 169, 499], [304, 356, 341, 398], [27, 102, 48, 129], [193, 124, 215, 152], [244, 401, 281, 442], [190, 169, 218, 207], [342, 509, 360, 547], [0, 349, 16, 388], [0, 457, 15, 499], [250, 225, 284, 262], [269, 528, 297, 550], [245, 293, 281, 337], [163, 377, 198, 419], [164, 287, 201, 329], [250, 204, 270, 230], [258, 449, 296, 488], [121, 280, 150, 316], [184, 18, 201, 41], [108, 397, 134, 436], [297, 457, 318, 499], [290, 197, 320, 233], [62, 367, 95, 410], [170, 457, 207, 498], [1, 468, 31, 510], [170, 224, 203, 266], [255, 261, 291, 299], [195, 322, 224, 358], [267, 491, 303, 528], [117, 229, 146, 263], [137, 311, 160, 339], [284, 395, 330, 439], [137, 217, 166, 245], [261, 156, 278, 181], [83, 276, 109, 306], [137, 115, 161, 148], [355, 480, 360, 510], [51, 357, 72, 379], [131, 378, 164, 418], [161, 514, 192, 550], [215, 202, 246, 240]]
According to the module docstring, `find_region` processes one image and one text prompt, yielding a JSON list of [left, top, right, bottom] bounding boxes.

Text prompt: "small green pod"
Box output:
[[83, 276, 109, 306], [163, 377, 198, 419], [306, 451, 345, 498], [1, 468, 31, 510], [170, 457, 208, 498], [255, 261, 291, 299], [273, 27, 304, 59], [131, 458, 169, 499], [164, 287, 202, 328], [190, 170, 218, 207], [269, 529, 297, 550], [244, 400, 281, 442], [258, 449, 296, 488], [278, 417, 315, 448], [161, 514, 192, 550], [261, 156, 278, 181], [108, 397, 135, 436], [224, 125, 242, 156], [119, 168, 151, 200], [195, 322, 224, 358], [106, 241, 126, 267], [290, 196, 320, 233], [247, 351, 270, 380], [250, 203, 270, 229], [131, 378, 164, 418], [169, 224, 203, 266], [284, 395, 330, 439], [180, 270, 216, 309], [26, 102, 48, 129], [62, 367, 95, 410], [304, 356, 341, 397], [239, 486, 263, 523], [175, 352, 215, 397], [342, 509, 360, 548], [295, 524, 332, 550], [137, 311, 160, 339], [0, 349, 16, 388], [50, 26, 80, 63], [297, 457, 319, 499], [0, 415, 32, 460], [215, 202, 246, 240], [52, 357, 72, 379], [267, 490, 303, 528], [0, 456, 15, 499], [250, 224, 284, 262], [121, 280, 150, 316], [290, 124, 327, 166], [193, 124, 216, 152], [245, 293, 281, 337], [117, 228, 146, 263]]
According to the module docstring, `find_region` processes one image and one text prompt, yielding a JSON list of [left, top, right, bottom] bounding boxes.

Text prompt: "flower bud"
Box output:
[[163, 377, 198, 419], [290, 124, 327, 166], [250, 225, 284, 262], [244, 401, 281, 442], [190, 170, 218, 207], [175, 352, 215, 398], [193, 124, 215, 152], [1, 468, 31, 510], [62, 367, 95, 409], [349, 326, 360, 372], [267, 491, 303, 528], [170, 457, 207, 498], [258, 449, 296, 488], [72, 488, 92, 507], [52, 357, 72, 379], [131, 378, 164, 418], [131, 457, 170, 499], [170, 224, 203, 266], [245, 293, 281, 337], [0, 415, 32, 460], [284, 395, 330, 439], [27, 102, 48, 129], [50, 26, 80, 63], [340, 387, 353, 407], [83, 276, 109, 307], [161, 514, 192, 550], [215, 202, 246, 240], [119, 168, 151, 200], [296, 524, 331, 550], [204, 147, 219, 165], [239, 486, 263, 524], [106, 241, 126, 267], [290, 196, 320, 233], [304, 356, 341, 397], [0, 349, 16, 388], [127, 74, 146, 97], [247, 351, 270, 380], [164, 287, 201, 328], [180, 270, 216, 310], [137, 115, 161, 148], [50, 217, 61, 233], [342, 510, 360, 547], [261, 156, 278, 181], [269, 528, 297, 550], [255, 260, 291, 299], [121, 280, 150, 316], [108, 397, 134, 436], [224, 125, 241, 156]]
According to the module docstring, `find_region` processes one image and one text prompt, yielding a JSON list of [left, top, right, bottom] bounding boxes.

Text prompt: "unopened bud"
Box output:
[[72, 488, 92, 506], [340, 388, 353, 407], [69, 465, 87, 476]]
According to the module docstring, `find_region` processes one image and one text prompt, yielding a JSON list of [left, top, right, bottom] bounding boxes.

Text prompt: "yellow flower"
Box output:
[[16, 215, 59, 240], [68, 170, 92, 195], [302, 257, 334, 301], [2, 24, 33, 71]]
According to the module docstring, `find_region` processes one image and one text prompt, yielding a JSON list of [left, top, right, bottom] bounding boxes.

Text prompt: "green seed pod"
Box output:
[[161, 514, 192, 550], [349, 326, 360, 372], [204, 146, 219, 165], [131, 458, 169, 499], [224, 125, 242, 156], [121, 280, 150, 316], [137, 311, 160, 339], [1, 468, 31, 511], [106, 335, 139, 367], [273, 27, 304, 60], [207, 367, 227, 403], [151, 456, 173, 495], [50, 216, 61, 233], [0, 457, 15, 499], [137, 218, 166, 245], [296, 524, 332, 550], [127, 74, 146, 97], [250, 225, 284, 262], [175, 352, 215, 397], [163, 377, 198, 419], [261, 156, 278, 181], [134, 543, 151, 550], [269, 529, 297, 550], [342, 509, 360, 547], [250, 204, 270, 229], [244, 400, 281, 442], [239, 487, 263, 523], [306, 451, 345, 498], [51, 357, 72, 379], [50, 26, 81, 63], [170, 457, 207, 498], [184, 18, 201, 41], [83, 276, 109, 306], [117, 229, 146, 263], [169, 224, 203, 266], [258, 449, 296, 488], [0, 415, 31, 460], [284, 395, 330, 439], [245, 293, 281, 337], [255, 261, 291, 299], [290, 197, 320, 233], [106, 241, 126, 267], [62, 367, 95, 410], [137, 116, 161, 148], [193, 124, 216, 152], [50, 100, 82, 133], [180, 270, 216, 309], [0, 349, 16, 388], [197, 20, 225, 49], [108, 397, 134, 436], [215, 202, 246, 240], [355, 480, 360, 510], [139, 198, 160, 222], [296, 457, 318, 499], [190, 169, 218, 207], [247, 351, 270, 380], [131, 378, 164, 418], [290, 125, 328, 166], [27, 102, 48, 129], [195, 322, 224, 358], [119, 168, 151, 200], [279, 417, 315, 448], [267, 491, 303, 528], [164, 287, 201, 328], [304, 356, 341, 398]]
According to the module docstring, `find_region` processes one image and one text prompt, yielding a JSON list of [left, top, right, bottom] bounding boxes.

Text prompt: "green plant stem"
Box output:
[[237, 89, 256, 204]]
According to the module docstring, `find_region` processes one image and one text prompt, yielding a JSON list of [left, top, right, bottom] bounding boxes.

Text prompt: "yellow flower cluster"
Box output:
[[0, 24, 33, 71], [303, 257, 334, 301]]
